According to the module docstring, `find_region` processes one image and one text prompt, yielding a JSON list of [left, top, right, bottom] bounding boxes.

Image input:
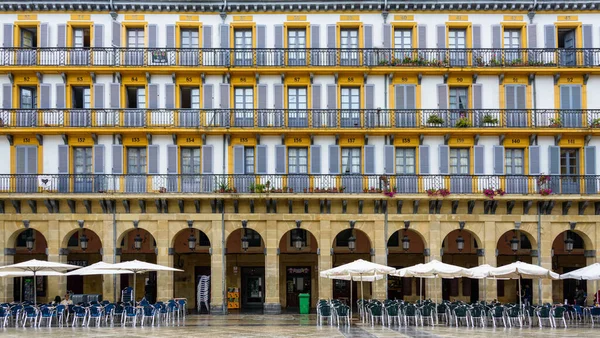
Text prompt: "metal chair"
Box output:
[[141, 306, 155, 327], [122, 306, 137, 327]]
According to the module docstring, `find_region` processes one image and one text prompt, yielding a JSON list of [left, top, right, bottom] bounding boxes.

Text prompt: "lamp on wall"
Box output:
[[564, 232, 574, 253], [293, 220, 304, 251], [187, 220, 197, 251], [80, 230, 89, 251], [402, 221, 411, 252], [26, 233, 35, 252], [510, 230, 519, 253], [348, 220, 356, 253], [456, 221, 466, 252], [241, 220, 249, 252]]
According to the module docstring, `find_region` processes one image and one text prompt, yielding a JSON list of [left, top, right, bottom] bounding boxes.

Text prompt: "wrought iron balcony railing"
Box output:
[[1, 47, 599, 68], [1, 109, 599, 129], [1, 174, 596, 195]]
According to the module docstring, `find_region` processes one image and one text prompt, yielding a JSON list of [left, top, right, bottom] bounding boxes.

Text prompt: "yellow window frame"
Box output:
[[13, 21, 41, 48], [66, 73, 93, 126], [10, 135, 43, 176], [120, 74, 148, 127], [446, 22, 472, 66], [230, 22, 257, 66], [284, 22, 310, 65], [390, 75, 421, 127], [66, 21, 94, 48], [554, 75, 587, 127], [121, 21, 148, 48], [284, 74, 311, 127]]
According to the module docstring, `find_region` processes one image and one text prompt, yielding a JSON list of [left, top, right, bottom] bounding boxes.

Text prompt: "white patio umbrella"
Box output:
[[0, 259, 80, 305], [560, 263, 600, 280], [65, 262, 132, 276], [489, 261, 559, 309], [466, 264, 510, 304], [96, 260, 182, 304]]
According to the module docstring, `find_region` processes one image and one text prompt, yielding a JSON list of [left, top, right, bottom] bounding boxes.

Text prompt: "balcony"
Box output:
[[1, 109, 599, 130], [1, 174, 597, 196], [1, 47, 599, 68]]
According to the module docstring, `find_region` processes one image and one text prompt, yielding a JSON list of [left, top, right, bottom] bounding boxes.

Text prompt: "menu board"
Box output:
[[227, 287, 240, 309]]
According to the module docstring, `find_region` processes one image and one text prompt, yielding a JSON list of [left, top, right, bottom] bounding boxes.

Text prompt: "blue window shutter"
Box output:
[[57, 24, 67, 48], [203, 84, 213, 109], [94, 24, 104, 48], [274, 84, 284, 110], [473, 145, 485, 175], [585, 146, 596, 175], [419, 145, 430, 174], [383, 24, 392, 49], [493, 146, 505, 175], [257, 84, 267, 109], [165, 83, 175, 109], [148, 84, 158, 109], [220, 24, 230, 48], [491, 25, 501, 49], [275, 145, 286, 174], [257, 25, 266, 49], [112, 21, 121, 47], [93, 83, 104, 109], [364, 145, 375, 175], [327, 25, 336, 48], [328, 145, 340, 174], [220, 83, 229, 109], [203, 25, 212, 49], [311, 84, 321, 109], [583, 25, 592, 49], [438, 145, 449, 175], [256, 145, 268, 174], [274, 25, 284, 49], [148, 24, 157, 48], [365, 84, 375, 110], [544, 25, 555, 48], [2, 83, 11, 109], [527, 24, 537, 48], [472, 84, 483, 110], [516, 85, 526, 109], [202, 145, 214, 174], [55, 84, 66, 109], [327, 84, 337, 109], [310, 145, 321, 174], [437, 84, 448, 109], [58, 145, 69, 174], [93, 145, 105, 174], [3, 24, 13, 47], [406, 85, 416, 109], [40, 84, 51, 109], [166, 25, 175, 49], [110, 83, 120, 108], [472, 24, 481, 49], [148, 145, 159, 174], [27, 147, 37, 174], [436, 25, 446, 48], [549, 146, 560, 175], [233, 146, 245, 174], [417, 25, 427, 48], [112, 144, 123, 174], [40, 23, 49, 48], [311, 25, 320, 48], [529, 146, 540, 175], [395, 85, 405, 109], [167, 145, 178, 174], [364, 24, 373, 49], [384, 145, 395, 174]]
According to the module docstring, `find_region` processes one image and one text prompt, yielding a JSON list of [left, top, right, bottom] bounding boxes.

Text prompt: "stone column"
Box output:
[[318, 220, 332, 300], [47, 253, 68, 304], [102, 219, 116, 302], [586, 255, 596, 300], [372, 220, 387, 300], [210, 220, 226, 314], [481, 221, 497, 302], [264, 220, 281, 314], [0, 253, 14, 303], [427, 219, 442, 303], [156, 220, 174, 302], [535, 219, 553, 304]]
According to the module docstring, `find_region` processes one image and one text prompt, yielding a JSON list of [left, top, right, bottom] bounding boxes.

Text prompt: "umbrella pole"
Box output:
[[360, 275, 364, 323], [350, 277, 353, 322], [484, 278, 487, 304], [518, 277, 522, 311], [33, 270, 37, 306], [420, 277, 422, 302], [133, 273, 137, 306]]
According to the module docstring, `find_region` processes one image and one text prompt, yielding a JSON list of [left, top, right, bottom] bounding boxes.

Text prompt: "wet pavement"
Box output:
[[1, 314, 599, 337]]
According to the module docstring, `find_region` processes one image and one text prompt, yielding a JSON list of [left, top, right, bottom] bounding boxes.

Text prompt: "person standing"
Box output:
[[575, 287, 585, 306]]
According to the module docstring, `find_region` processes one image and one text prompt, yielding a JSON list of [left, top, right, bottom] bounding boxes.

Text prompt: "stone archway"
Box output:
[[63, 228, 103, 296], [387, 228, 426, 301], [278, 227, 318, 309], [441, 229, 480, 302], [496, 229, 535, 303], [331, 228, 372, 302], [552, 230, 589, 304], [119, 228, 157, 302]]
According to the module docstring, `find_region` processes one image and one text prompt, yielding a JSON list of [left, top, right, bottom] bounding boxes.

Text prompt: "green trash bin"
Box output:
[[299, 293, 310, 314]]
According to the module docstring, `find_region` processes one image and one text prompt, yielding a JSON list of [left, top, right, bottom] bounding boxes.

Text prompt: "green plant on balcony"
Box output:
[[510, 58, 524, 66], [474, 56, 485, 67], [255, 183, 266, 194], [549, 117, 562, 128], [482, 114, 499, 126], [591, 118, 600, 128], [455, 117, 472, 128], [489, 58, 502, 67], [427, 114, 444, 126]]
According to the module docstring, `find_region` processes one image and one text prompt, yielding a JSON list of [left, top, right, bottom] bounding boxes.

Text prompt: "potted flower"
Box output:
[[483, 188, 505, 199], [540, 188, 553, 196], [591, 118, 600, 128], [438, 188, 451, 197], [549, 117, 562, 128], [426, 188, 438, 196], [482, 114, 499, 127], [427, 114, 444, 126], [455, 116, 472, 128]]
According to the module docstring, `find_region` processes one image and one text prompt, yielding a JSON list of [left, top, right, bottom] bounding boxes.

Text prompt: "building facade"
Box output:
[[0, 0, 599, 313]]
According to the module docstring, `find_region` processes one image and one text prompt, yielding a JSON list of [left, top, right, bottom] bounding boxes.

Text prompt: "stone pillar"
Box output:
[[481, 221, 497, 302], [535, 219, 553, 304], [428, 219, 442, 303], [372, 220, 387, 300], [586, 256, 596, 301], [0, 253, 14, 302], [210, 220, 226, 314], [156, 220, 174, 302], [102, 253, 116, 302], [318, 220, 332, 300], [47, 253, 68, 304], [264, 220, 281, 314]]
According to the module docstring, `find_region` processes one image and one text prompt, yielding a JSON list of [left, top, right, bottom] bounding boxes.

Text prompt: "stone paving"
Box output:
[[1, 314, 599, 337]]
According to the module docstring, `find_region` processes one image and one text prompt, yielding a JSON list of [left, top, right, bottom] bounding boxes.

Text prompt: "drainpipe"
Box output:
[[222, 133, 227, 314], [112, 134, 117, 302]]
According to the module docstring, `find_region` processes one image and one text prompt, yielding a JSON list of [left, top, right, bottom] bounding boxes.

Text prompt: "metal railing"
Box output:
[[1, 109, 599, 129], [0, 174, 596, 195], [1, 47, 599, 68]]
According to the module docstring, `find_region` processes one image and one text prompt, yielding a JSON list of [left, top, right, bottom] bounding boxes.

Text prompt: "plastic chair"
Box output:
[[436, 303, 449, 325], [103, 304, 115, 326], [491, 306, 507, 328], [122, 306, 137, 327], [572, 305, 584, 322], [335, 304, 351, 326], [113, 304, 124, 324], [590, 307, 600, 326], [166, 301, 179, 324], [403, 304, 420, 326], [385, 304, 401, 326], [537, 306, 554, 328], [420, 305, 435, 326], [317, 305, 333, 326], [53, 305, 66, 327], [506, 306, 522, 327], [0, 307, 9, 328], [9, 305, 23, 327], [38, 306, 54, 327], [141, 306, 155, 327], [22, 306, 38, 328], [453, 306, 469, 327], [368, 304, 384, 326], [468, 306, 486, 327], [177, 299, 187, 319], [87, 305, 103, 327], [71, 306, 87, 327], [552, 306, 567, 328]]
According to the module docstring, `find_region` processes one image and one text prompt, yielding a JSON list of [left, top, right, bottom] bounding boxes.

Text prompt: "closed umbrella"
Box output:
[[489, 261, 558, 309]]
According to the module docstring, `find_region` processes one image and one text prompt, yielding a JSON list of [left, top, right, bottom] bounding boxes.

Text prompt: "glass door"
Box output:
[[126, 147, 147, 193], [449, 87, 468, 126], [19, 87, 37, 127], [342, 147, 361, 193], [126, 29, 144, 66], [505, 148, 527, 194], [241, 267, 265, 309], [394, 29, 412, 61], [73, 147, 93, 193], [234, 29, 253, 66], [449, 29, 467, 66], [395, 148, 417, 193], [71, 28, 90, 65], [181, 147, 201, 192], [234, 87, 254, 127], [180, 29, 199, 66], [560, 149, 580, 194], [288, 147, 309, 192], [287, 87, 307, 127], [503, 29, 521, 64], [450, 148, 472, 193], [288, 29, 306, 66], [341, 87, 360, 127], [340, 29, 359, 66]]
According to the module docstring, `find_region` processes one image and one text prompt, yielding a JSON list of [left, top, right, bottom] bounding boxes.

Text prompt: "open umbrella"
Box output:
[[0, 259, 80, 305], [466, 264, 510, 304], [489, 261, 558, 309], [96, 260, 182, 304], [65, 262, 132, 276], [560, 263, 600, 280]]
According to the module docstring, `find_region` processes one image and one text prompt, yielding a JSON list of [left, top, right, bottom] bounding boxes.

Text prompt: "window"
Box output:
[[335, 229, 353, 247], [125, 86, 145, 127], [449, 87, 468, 126], [234, 29, 253, 66], [450, 148, 470, 175], [244, 147, 255, 174], [388, 231, 400, 247], [127, 29, 144, 48], [68, 232, 79, 247], [395, 148, 416, 174], [20, 28, 37, 48], [503, 29, 521, 63], [340, 28, 359, 65], [287, 29, 306, 65], [127, 147, 147, 174], [561, 149, 579, 176], [198, 231, 210, 247], [245, 228, 262, 247], [342, 148, 361, 174], [181, 29, 199, 48], [74, 147, 92, 174], [234, 87, 254, 127], [520, 234, 532, 249], [288, 147, 308, 174], [505, 85, 527, 127], [180, 29, 199, 66], [72, 87, 91, 109], [73, 28, 91, 48], [289, 229, 308, 248], [179, 87, 200, 126], [448, 28, 467, 66], [287, 87, 307, 127], [394, 28, 412, 60], [505, 149, 524, 175], [181, 147, 201, 174], [18, 27, 37, 65], [559, 85, 582, 128], [340, 87, 360, 127], [558, 29, 577, 66], [18, 87, 37, 127]]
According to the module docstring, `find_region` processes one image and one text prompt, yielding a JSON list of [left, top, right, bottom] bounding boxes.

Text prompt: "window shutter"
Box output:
[[560, 86, 570, 109], [528, 146, 540, 175], [274, 83, 283, 110], [327, 25, 336, 48], [148, 24, 157, 48], [364, 24, 373, 49], [384, 145, 395, 174], [93, 24, 104, 48], [165, 83, 175, 109], [310, 145, 322, 174], [3, 24, 13, 47], [220, 83, 229, 109], [406, 85, 416, 109], [220, 24, 229, 48], [544, 25, 555, 48], [202, 145, 214, 174], [418, 25, 427, 49], [527, 24, 537, 48], [148, 84, 158, 109], [311, 25, 320, 48], [16, 147, 25, 173], [110, 83, 120, 108], [474, 145, 485, 175], [256, 25, 266, 49], [365, 84, 374, 110], [549, 146, 560, 175], [93, 83, 104, 109], [419, 145, 430, 174], [112, 21, 121, 47], [472, 24, 481, 49], [383, 24, 392, 49], [203, 25, 212, 49], [93, 145, 105, 174], [167, 145, 178, 174], [436, 25, 446, 48], [311, 84, 321, 109], [233, 146, 245, 174], [112, 144, 123, 174], [203, 84, 213, 109], [1, 83, 11, 109], [493, 146, 505, 175], [327, 84, 337, 109], [364, 145, 375, 175], [166, 25, 175, 49], [57, 24, 66, 48], [147, 145, 159, 174], [583, 25, 593, 65], [257, 84, 267, 109], [40, 84, 51, 109], [256, 144, 268, 174], [58, 145, 69, 174], [438, 145, 449, 175], [491, 25, 501, 49], [274, 25, 284, 49], [505, 85, 516, 109], [328, 145, 340, 174], [585, 146, 596, 175], [516, 85, 526, 109], [472, 84, 483, 110], [55, 83, 66, 109], [40, 22, 49, 48], [571, 85, 582, 109], [27, 147, 37, 174], [395, 85, 405, 109], [275, 145, 286, 174], [437, 84, 448, 109]]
